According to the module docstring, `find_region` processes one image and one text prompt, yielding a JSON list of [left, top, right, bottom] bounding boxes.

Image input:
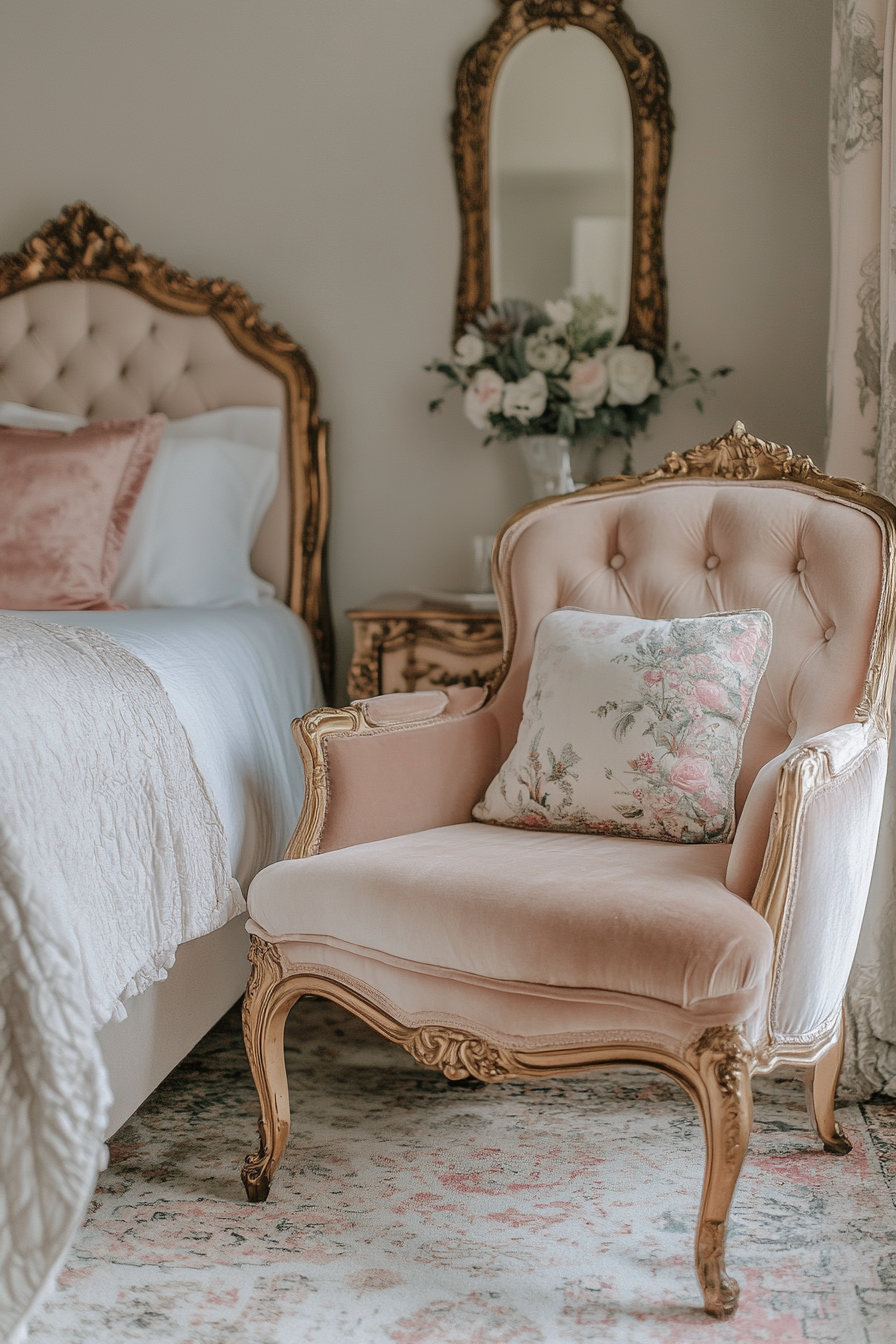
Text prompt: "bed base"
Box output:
[[98, 916, 249, 1138]]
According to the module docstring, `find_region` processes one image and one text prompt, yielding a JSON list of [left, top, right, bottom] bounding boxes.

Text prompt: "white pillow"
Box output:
[[0, 402, 281, 607]]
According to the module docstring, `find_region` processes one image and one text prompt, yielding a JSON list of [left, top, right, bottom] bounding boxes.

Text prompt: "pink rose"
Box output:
[[693, 678, 728, 711], [629, 752, 656, 774], [643, 668, 663, 686], [700, 793, 725, 815], [463, 368, 505, 430], [669, 755, 714, 794], [520, 812, 550, 829], [566, 355, 609, 415], [730, 628, 759, 665]]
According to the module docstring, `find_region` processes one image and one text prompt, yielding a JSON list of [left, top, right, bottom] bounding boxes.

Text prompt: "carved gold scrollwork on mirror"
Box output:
[[452, 0, 672, 352]]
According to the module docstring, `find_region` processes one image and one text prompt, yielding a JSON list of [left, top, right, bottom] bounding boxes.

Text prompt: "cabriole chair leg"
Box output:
[[804, 1014, 852, 1156], [688, 1027, 754, 1319], [241, 937, 300, 1202]]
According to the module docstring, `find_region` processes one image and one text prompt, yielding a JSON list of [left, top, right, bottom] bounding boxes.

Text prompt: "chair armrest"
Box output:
[[284, 686, 503, 858], [734, 723, 888, 1047]]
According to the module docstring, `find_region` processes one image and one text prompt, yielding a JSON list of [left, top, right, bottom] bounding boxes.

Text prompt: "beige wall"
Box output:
[[0, 1, 831, 694]]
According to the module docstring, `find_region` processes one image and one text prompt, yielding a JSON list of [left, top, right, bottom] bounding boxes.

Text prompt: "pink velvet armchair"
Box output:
[[239, 423, 896, 1318]]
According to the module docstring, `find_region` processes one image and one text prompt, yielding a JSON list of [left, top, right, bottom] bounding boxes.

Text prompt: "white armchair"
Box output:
[[239, 423, 896, 1318]]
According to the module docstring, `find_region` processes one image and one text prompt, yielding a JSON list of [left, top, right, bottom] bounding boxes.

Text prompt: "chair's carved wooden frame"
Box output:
[[241, 423, 896, 1319], [0, 202, 334, 694]]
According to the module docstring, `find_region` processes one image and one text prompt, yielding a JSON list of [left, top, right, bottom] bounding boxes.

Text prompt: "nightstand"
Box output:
[[346, 593, 504, 699]]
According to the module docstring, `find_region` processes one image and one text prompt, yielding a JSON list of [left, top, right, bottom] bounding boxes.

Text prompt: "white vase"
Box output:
[[517, 435, 577, 500]]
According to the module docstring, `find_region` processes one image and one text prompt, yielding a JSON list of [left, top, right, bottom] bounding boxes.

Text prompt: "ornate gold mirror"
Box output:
[[452, 0, 672, 353]]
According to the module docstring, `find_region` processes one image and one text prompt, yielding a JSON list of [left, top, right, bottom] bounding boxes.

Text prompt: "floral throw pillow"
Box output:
[[473, 607, 772, 844]]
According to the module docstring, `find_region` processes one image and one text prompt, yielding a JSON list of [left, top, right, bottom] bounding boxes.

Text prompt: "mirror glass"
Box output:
[[490, 26, 633, 337]]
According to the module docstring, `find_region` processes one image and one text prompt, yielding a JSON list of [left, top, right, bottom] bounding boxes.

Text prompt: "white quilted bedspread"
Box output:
[[0, 614, 242, 1341]]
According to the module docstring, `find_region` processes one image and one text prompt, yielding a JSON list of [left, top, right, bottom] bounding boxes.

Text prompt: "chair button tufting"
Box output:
[[824, 626, 835, 641], [796, 558, 807, 573], [610, 553, 625, 570], [705, 555, 719, 570]]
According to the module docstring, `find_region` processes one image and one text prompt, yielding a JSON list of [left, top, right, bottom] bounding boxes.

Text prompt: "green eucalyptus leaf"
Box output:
[[558, 404, 577, 437]]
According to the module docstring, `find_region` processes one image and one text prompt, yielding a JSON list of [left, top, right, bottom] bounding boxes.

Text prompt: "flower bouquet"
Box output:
[[427, 295, 729, 477]]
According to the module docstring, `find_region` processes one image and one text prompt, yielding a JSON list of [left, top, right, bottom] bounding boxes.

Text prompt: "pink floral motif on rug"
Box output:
[[29, 1000, 896, 1342]]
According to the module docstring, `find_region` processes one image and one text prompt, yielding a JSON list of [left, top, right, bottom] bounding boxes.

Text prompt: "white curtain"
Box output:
[[827, 0, 895, 487], [827, 1, 896, 1096]]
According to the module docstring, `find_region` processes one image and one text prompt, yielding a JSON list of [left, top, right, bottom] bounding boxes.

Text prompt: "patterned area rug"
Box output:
[[29, 999, 896, 1343]]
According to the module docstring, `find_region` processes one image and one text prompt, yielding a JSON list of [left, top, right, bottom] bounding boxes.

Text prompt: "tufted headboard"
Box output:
[[0, 203, 333, 694]]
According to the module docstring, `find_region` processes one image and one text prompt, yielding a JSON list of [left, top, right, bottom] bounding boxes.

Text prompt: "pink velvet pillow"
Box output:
[[0, 414, 165, 610]]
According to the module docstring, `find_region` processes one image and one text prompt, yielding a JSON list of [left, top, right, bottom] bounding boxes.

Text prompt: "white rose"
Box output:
[[454, 333, 485, 368], [463, 367, 505, 429], [502, 370, 548, 424], [544, 298, 574, 327], [606, 346, 660, 406], [524, 331, 569, 374], [566, 355, 609, 415]]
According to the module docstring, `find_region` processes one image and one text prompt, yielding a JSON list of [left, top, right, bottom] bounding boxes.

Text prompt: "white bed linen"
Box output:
[[0, 614, 245, 1343], [13, 599, 321, 890], [0, 600, 320, 1341]]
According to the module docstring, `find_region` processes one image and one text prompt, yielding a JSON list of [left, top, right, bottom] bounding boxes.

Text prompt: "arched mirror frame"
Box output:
[[452, 0, 673, 353]]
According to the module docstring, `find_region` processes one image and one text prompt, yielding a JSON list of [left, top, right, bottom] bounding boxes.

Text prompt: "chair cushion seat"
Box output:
[[248, 823, 774, 1019]]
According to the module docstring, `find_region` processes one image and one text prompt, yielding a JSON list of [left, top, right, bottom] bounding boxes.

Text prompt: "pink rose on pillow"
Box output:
[[700, 793, 726, 817], [520, 811, 549, 829], [730, 627, 760, 665], [643, 668, 663, 685], [669, 755, 714, 794], [693, 678, 728, 710]]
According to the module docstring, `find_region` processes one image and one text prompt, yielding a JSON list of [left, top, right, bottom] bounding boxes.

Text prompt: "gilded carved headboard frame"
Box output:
[[452, 0, 673, 348], [0, 203, 334, 695]]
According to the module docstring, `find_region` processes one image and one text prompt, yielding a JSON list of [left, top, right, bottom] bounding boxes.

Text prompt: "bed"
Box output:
[[0, 203, 332, 1336]]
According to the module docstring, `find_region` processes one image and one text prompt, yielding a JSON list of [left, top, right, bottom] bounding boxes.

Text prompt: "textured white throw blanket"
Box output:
[[0, 615, 242, 1340]]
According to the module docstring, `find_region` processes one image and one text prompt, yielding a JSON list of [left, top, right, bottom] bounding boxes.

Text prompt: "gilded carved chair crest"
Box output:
[[644, 420, 833, 484]]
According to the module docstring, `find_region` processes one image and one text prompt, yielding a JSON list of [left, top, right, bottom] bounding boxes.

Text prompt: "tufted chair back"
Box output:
[[490, 432, 889, 820]]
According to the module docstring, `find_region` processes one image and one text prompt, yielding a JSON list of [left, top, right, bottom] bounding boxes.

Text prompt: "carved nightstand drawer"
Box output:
[[346, 593, 504, 699]]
